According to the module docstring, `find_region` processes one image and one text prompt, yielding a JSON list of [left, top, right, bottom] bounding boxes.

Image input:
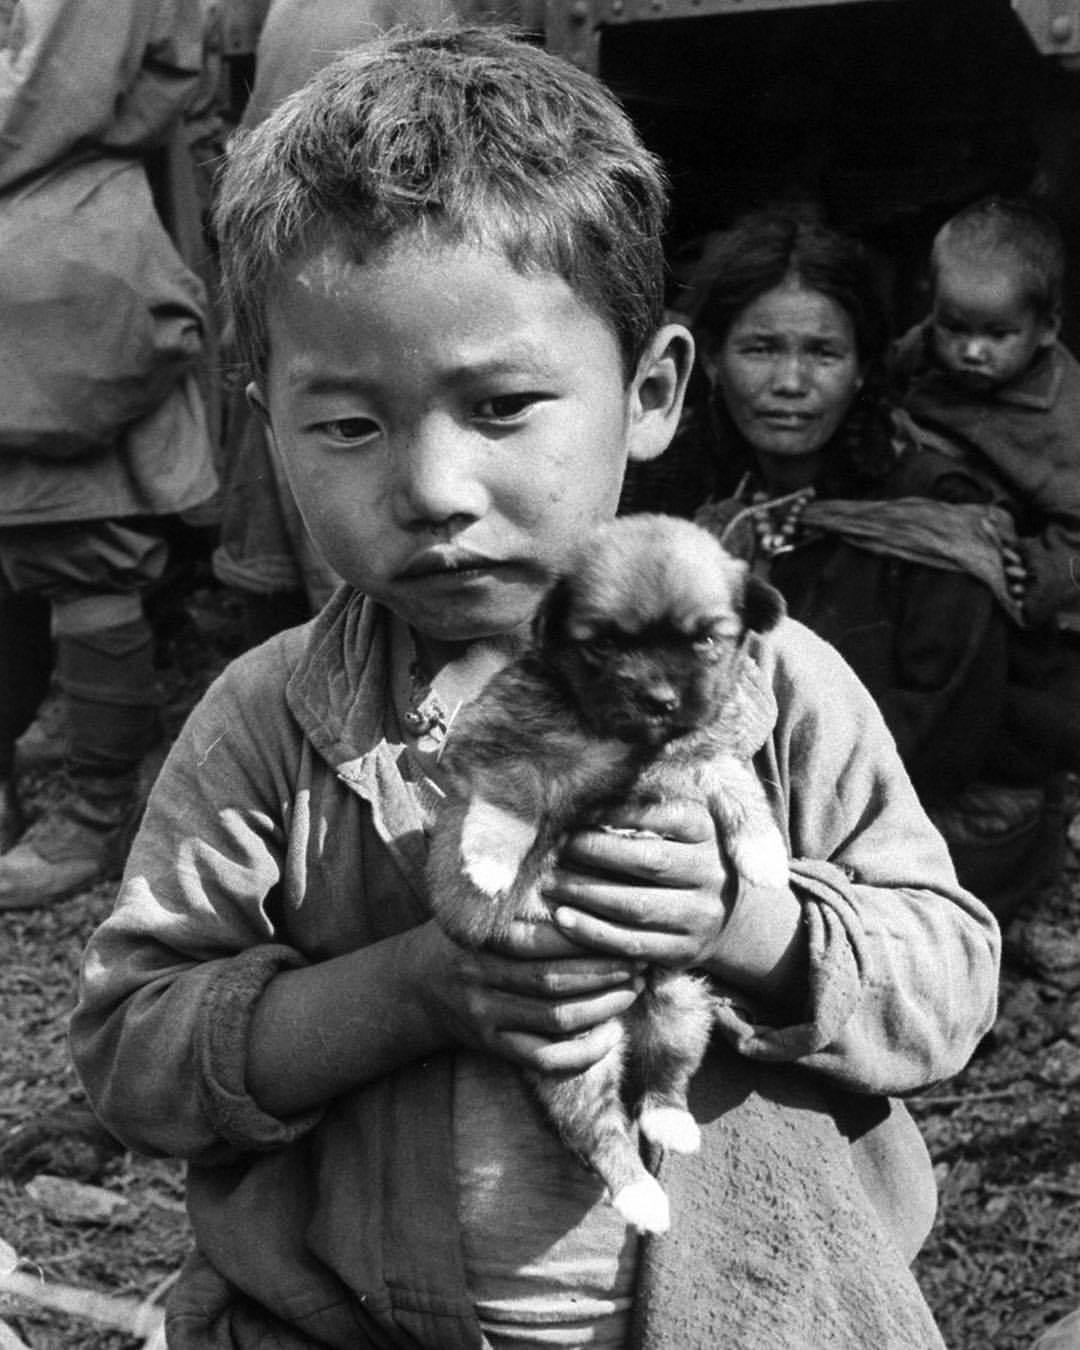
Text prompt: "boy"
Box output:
[[70, 28, 999, 1349], [892, 197, 1080, 632]]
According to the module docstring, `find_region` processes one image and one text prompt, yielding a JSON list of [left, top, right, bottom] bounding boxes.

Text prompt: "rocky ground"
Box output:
[[0, 582, 1077, 1348], [912, 828, 1080, 1350]]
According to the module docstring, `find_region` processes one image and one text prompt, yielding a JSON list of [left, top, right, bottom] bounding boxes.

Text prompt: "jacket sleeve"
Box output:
[[69, 639, 327, 1164], [713, 619, 1001, 1094]]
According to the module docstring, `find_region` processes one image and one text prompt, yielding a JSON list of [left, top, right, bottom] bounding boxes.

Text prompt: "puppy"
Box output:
[[426, 513, 787, 1233]]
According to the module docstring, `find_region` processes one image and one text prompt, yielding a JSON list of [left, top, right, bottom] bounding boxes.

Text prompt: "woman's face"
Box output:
[[709, 279, 862, 463]]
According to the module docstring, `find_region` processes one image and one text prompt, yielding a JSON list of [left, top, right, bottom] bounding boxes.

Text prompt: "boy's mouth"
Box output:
[[398, 547, 507, 581]]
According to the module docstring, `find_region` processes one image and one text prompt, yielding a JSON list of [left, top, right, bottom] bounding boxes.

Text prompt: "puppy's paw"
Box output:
[[611, 1175, 671, 1234], [728, 827, 789, 890], [459, 796, 540, 899], [638, 1105, 701, 1154], [462, 853, 519, 899]]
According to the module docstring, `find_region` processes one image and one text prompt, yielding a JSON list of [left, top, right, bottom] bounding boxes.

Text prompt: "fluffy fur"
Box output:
[[426, 514, 788, 1233]]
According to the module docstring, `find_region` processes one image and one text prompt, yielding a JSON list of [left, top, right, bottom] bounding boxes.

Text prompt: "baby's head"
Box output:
[[215, 24, 668, 383], [928, 197, 1064, 392], [212, 26, 692, 655]]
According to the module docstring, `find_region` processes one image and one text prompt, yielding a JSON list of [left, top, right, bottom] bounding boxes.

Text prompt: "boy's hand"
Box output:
[[421, 920, 643, 1074], [545, 799, 734, 970]]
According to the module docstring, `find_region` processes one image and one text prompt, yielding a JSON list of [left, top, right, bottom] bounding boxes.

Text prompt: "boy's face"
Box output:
[[255, 235, 690, 650], [930, 261, 1059, 392]]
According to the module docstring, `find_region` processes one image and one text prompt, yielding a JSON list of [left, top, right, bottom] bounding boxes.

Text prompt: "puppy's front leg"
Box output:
[[700, 756, 789, 889], [459, 792, 542, 901]]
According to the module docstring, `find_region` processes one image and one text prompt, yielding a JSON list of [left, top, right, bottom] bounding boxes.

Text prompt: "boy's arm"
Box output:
[[71, 646, 642, 1159], [70, 650, 446, 1162], [722, 619, 1001, 1091]]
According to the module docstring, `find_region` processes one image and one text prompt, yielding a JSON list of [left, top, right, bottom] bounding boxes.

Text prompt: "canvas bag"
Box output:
[[0, 153, 206, 458]]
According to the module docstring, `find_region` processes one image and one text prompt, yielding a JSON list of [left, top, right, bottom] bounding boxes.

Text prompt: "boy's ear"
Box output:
[[246, 380, 271, 426], [626, 322, 695, 465]]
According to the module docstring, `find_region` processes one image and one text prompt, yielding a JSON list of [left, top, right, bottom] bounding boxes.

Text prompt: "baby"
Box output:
[[892, 196, 1080, 633]]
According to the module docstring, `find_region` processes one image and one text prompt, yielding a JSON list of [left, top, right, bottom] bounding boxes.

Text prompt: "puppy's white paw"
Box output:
[[462, 853, 518, 899], [459, 796, 539, 899], [729, 828, 789, 889], [612, 1176, 671, 1234], [638, 1105, 701, 1154]]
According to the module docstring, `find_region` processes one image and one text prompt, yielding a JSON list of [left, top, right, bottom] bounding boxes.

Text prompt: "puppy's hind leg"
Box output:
[[632, 971, 714, 1156], [528, 1040, 671, 1234]]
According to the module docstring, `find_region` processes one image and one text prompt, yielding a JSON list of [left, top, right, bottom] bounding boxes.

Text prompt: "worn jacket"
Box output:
[[0, 0, 217, 525], [71, 588, 1000, 1349]]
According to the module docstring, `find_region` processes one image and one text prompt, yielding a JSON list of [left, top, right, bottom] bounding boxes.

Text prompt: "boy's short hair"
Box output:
[[214, 25, 669, 380], [930, 197, 1066, 321]]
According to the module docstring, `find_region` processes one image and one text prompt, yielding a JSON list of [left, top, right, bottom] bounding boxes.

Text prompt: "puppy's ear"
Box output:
[[742, 574, 786, 634], [533, 576, 574, 650]]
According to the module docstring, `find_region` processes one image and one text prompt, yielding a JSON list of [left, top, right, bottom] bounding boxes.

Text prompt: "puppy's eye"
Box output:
[[581, 636, 618, 664], [693, 633, 727, 661]]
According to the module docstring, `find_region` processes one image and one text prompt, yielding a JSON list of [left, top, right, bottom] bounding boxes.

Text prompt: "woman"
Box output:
[[633, 211, 1063, 918]]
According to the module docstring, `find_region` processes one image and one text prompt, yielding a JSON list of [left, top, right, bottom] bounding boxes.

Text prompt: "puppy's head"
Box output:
[[536, 514, 784, 744]]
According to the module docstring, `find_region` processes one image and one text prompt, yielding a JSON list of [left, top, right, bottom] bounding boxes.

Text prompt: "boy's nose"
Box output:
[[393, 421, 485, 526]]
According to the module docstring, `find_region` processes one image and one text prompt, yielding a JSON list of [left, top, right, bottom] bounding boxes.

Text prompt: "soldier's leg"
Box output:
[[0, 521, 166, 908]]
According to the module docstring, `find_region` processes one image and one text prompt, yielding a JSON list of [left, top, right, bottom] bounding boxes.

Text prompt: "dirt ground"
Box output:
[[0, 583, 1078, 1349]]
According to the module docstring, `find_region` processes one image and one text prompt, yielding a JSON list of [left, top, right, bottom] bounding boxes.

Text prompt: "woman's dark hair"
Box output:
[[692, 212, 891, 365]]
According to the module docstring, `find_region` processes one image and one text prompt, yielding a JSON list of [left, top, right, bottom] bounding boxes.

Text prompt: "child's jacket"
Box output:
[[894, 326, 1080, 631], [70, 587, 1000, 1349]]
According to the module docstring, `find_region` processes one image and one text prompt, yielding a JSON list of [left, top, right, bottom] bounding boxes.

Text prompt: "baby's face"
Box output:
[[930, 263, 1057, 392], [255, 234, 685, 653]]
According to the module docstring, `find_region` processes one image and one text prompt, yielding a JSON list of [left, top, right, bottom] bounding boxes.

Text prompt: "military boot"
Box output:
[[0, 769, 142, 909]]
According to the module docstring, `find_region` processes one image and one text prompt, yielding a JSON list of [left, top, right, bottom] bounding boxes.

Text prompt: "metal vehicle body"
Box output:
[[219, 0, 1080, 329], [545, 0, 1080, 329]]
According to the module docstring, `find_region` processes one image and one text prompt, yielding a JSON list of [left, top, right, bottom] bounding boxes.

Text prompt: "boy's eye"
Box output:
[[474, 392, 544, 421], [318, 416, 379, 443]]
